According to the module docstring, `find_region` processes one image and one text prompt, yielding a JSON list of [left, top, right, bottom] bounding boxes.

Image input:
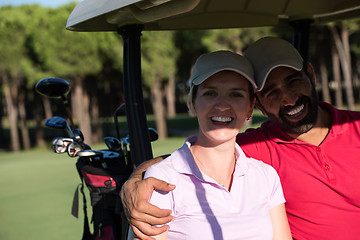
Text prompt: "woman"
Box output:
[[131, 50, 291, 239]]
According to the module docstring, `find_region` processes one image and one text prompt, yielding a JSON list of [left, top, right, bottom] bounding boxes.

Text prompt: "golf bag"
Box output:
[[72, 154, 132, 240], [35, 78, 156, 240]]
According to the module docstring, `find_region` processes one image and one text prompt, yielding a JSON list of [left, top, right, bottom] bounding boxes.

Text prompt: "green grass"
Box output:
[[151, 137, 186, 156], [0, 139, 186, 240], [0, 110, 266, 239], [0, 146, 83, 240]]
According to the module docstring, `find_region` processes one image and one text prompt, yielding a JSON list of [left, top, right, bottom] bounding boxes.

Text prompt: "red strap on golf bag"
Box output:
[[72, 156, 132, 240]]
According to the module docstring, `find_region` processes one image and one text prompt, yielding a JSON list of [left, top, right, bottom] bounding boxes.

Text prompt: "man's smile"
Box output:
[[286, 104, 305, 118]]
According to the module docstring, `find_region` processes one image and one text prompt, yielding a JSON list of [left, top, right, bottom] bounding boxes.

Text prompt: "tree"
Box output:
[[348, 19, 360, 103], [29, 3, 123, 144], [173, 30, 209, 106], [310, 26, 331, 104], [331, 38, 344, 108], [0, 6, 40, 151], [329, 22, 355, 110], [202, 27, 274, 53], [141, 31, 179, 139], [88, 30, 123, 142]]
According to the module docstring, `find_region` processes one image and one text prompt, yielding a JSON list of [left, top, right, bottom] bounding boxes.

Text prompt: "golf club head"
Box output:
[[104, 137, 122, 152], [121, 136, 130, 146], [73, 129, 84, 143], [77, 150, 106, 168], [67, 142, 83, 157], [52, 137, 73, 153], [148, 128, 159, 142], [77, 149, 103, 157], [35, 77, 75, 129], [35, 77, 70, 99], [45, 116, 73, 138], [102, 150, 120, 159]]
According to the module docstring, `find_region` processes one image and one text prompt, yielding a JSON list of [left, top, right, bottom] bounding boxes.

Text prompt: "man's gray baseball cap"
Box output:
[[244, 37, 303, 91]]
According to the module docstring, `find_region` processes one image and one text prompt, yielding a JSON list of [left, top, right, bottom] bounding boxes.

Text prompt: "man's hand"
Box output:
[[121, 158, 176, 240]]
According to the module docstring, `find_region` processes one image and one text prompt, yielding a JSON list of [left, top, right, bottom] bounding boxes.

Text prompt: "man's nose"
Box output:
[[281, 91, 298, 106]]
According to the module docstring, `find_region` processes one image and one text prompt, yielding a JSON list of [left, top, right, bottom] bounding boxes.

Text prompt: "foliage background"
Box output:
[[1, 3, 360, 152], [0, 2, 360, 239]]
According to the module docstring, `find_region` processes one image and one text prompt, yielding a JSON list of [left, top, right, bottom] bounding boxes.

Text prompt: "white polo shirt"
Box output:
[[144, 136, 285, 240]]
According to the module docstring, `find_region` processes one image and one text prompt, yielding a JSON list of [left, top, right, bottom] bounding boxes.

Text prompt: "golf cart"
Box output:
[[66, 0, 360, 167], [64, 0, 360, 239]]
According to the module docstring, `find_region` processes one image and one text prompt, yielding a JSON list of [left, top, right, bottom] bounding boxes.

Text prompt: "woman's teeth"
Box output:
[[211, 116, 232, 123]]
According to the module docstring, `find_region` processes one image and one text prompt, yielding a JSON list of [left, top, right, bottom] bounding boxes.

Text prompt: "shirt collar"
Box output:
[[171, 136, 248, 183], [321, 102, 349, 136]]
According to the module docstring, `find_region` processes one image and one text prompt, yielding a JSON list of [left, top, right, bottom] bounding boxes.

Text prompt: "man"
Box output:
[[121, 37, 360, 240]]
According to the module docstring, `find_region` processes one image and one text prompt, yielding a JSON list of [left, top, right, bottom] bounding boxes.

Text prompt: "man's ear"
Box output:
[[305, 62, 316, 86], [255, 97, 267, 116], [247, 98, 256, 118]]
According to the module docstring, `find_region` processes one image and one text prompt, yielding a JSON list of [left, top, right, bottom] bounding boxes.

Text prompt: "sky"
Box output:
[[0, 0, 79, 8]]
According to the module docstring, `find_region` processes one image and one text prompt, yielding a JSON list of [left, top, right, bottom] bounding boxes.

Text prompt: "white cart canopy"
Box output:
[[66, 0, 360, 32]]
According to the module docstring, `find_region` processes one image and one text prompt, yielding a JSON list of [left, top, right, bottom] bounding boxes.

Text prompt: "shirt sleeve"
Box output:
[[237, 129, 272, 165], [264, 164, 286, 210], [144, 165, 174, 215]]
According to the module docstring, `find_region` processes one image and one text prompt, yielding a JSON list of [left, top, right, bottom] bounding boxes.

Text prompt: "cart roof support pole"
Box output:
[[290, 19, 314, 63], [118, 25, 153, 167]]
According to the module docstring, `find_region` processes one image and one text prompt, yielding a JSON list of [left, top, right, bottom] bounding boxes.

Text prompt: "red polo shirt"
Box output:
[[237, 102, 360, 240]]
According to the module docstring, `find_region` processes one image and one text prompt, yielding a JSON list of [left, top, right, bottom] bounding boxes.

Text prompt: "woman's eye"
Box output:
[[231, 92, 244, 98], [203, 91, 216, 96]]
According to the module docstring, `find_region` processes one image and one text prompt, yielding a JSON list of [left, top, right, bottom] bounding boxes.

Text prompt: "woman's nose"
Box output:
[[215, 97, 231, 110]]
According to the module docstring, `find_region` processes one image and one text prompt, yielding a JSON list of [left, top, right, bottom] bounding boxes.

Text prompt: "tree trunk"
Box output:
[[91, 95, 102, 144], [42, 97, 52, 120], [2, 73, 20, 151], [329, 24, 354, 110], [34, 94, 45, 147], [340, 22, 354, 110], [18, 92, 31, 150], [72, 76, 92, 145], [0, 96, 3, 145], [166, 73, 176, 118], [319, 56, 331, 103], [151, 79, 167, 139], [331, 43, 343, 108], [354, 71, 360, 103]]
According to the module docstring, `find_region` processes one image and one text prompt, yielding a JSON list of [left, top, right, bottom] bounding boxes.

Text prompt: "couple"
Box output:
[[123, 37, 360, 240]]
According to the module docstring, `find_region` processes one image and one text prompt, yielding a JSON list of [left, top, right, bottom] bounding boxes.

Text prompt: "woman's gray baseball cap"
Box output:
[[188, 50, 257, 89], [244, 37, 303, 91]]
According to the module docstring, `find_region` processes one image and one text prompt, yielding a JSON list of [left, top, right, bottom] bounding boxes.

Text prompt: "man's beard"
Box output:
[[267, 88, 319, 135]]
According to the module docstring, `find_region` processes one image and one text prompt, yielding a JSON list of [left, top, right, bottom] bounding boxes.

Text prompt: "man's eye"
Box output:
[[289, 79, 301, 86], [267, 90, 280, 99]]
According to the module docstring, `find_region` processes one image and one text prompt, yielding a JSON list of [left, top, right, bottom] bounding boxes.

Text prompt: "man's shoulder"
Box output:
[[237, 121, 273, 142], [321, 102, 360, 118], [236, 121, 276, 163], [321, 102, 360, 130], [244, 156, 277, 172]]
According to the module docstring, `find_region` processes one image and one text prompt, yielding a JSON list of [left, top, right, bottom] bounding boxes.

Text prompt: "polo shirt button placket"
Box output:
[[324, 163, 331, 170], [315, 146, 336, 182]]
